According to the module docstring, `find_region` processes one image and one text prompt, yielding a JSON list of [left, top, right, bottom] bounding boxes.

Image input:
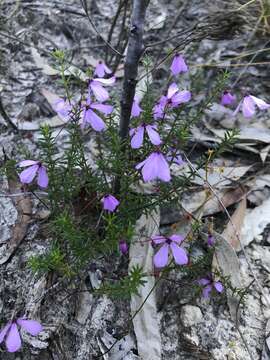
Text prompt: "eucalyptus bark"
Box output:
[[119, 0, 150, 140]]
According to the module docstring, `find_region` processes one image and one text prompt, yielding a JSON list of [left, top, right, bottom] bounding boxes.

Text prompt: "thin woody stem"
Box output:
[[119, 0, 150, 140]]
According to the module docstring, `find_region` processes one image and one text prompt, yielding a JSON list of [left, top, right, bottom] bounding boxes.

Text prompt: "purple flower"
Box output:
[[136, 151, 171, 182], [153, 96, 168, 120], [82, 98, 113, 131], [233, 94, 270, 118], [131, 96, 143, 117], [18, 160, 48, 188], [197, 275, 223, 298], [101, 194, 119, 212], [152, 234, 188, 268], [94, 61, 112, 78], [119, 240, 128, 255], [166, 149, 185, 165], [0, 318, 42, 353], [207, 235, 215, 246], [89, 76, 116, 102], [170, 54, 188, 75], [221, 91, 236, 106], [129, 124, 161, 148], [153, 83, 191, 119], [52, 98, 72, 121]]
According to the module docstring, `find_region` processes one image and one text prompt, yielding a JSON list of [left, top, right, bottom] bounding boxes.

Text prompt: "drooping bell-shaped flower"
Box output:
[[89, 76, 116, 102], [94, 61, 112, 78], [119, 240, 128, 255], [170, 54, 188, 75], [131, 96, 143, 117], [152, 234, 188, 268], [52, 98, 72, 122], [233, 94, 270, 118], [18, 160, 48, 188], [81, 97, 113, 131], [136, 152, 171, 182], [220, 91, 236, 106], [153, 83, 191, 119], [197, 275, 223, 298], [101, 194, 120, 212], [207, 234, 215, 246], [129, 124, 161, 149], [166, 149, 185, 165]]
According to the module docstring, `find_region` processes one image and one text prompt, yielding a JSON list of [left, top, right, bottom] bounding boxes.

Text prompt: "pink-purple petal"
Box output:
[[250, 95, 270, 110], [221, 91, 236, 106], [0, 322, 12, 344], [156, 153, 171, 182], [101, 195, 119, 212], [169, 234, 184, 244], [86, 109, 106, 131], [18, 160, 39, 168], [94, 62, 112, 77], [202, 285, 212, 298], [151, 235, 166, 244], [90, 82, 109, 102], [242, 96, 256, 117], [167, 83, 179, 99], [37, 166, 49, 188], [90, 103, 113, 115], [131, 98, 143, 117], [153, 244, 169, 268], [131, 126, 144, 149], [197, 278, 211, 286], [170, 242, 188, 265], [19, 164, 39, 184], [145, 125, 162, 145], [141, 153, 159, 182], [214, 281, 224, 293], [5, 323, 21, 353], [135, 159, 147, 170], [17, 319, 43, 336], [171, 90, 191, 105], [170, 54, 188, 75]]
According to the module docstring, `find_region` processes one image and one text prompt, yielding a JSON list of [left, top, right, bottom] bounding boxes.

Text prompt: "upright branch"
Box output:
[[119, 0, 150, 140]]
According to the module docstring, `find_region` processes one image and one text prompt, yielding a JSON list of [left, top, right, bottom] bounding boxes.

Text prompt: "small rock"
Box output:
[[181, 305, 203, 327]]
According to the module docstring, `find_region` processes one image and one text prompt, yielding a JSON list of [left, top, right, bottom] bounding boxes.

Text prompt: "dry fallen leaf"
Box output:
[[182, 186, 246, 218], [241, 197, 270, 248], [0, 179, 32, 265], [129, 208, 162, 360], [212, 232, 242, 320], [222, 197, 247, 252]]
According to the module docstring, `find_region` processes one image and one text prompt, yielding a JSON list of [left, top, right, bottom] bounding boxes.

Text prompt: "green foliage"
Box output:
[[96, 265, 147, 299], [0, 158, 17, 181], [24, 52, 245, 302], [29, 244, 71, 276]]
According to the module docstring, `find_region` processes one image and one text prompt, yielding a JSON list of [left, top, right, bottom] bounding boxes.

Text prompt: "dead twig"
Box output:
[[80, 0, 124, 57]]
